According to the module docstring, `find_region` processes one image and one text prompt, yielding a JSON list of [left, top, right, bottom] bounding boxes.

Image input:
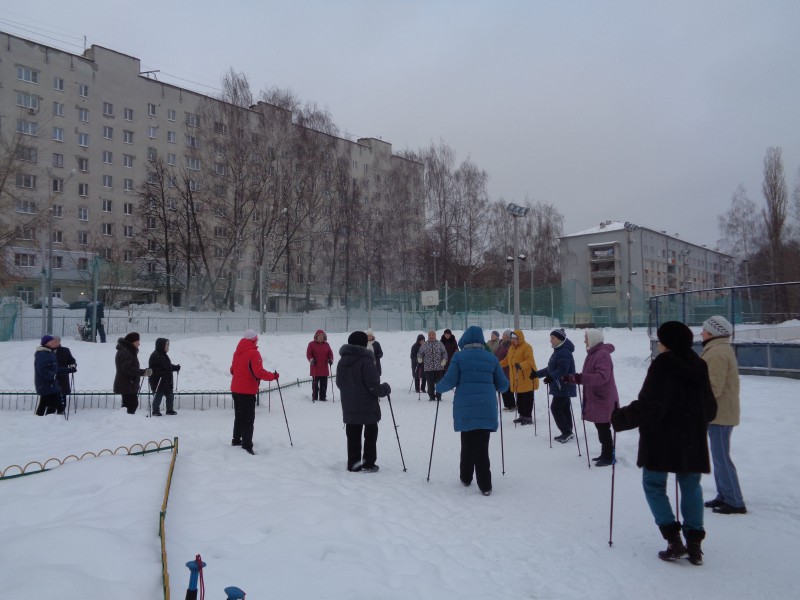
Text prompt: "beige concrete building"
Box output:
[[1, 30, 423, 310]]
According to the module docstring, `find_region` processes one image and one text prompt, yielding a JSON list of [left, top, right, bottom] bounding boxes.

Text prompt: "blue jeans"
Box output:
[[642, 468, 704, 532], [708, 424, 745, 508], [152, 390, 174, 413]]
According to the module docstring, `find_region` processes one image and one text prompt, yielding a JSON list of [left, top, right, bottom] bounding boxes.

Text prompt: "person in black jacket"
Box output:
[[365, 328, 384, 376], [410, 334, 426, 393], [35, 335, 75, 416], [440, 329, 459, 370], [148, 338, 181, 416], [612, 321, 717, 566], [114, 332, 151, 414], [336, 331, 391, 472], [53, 336, 77, 414]]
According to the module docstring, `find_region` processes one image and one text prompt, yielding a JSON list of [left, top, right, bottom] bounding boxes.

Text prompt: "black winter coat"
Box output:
[[336, 344, 389, 425], [441, 334, 459, 370], [148, 338, 177, 392], [55, 346, 76, 395], [612, 349, 717, 474], [113, 338, 146, 395]]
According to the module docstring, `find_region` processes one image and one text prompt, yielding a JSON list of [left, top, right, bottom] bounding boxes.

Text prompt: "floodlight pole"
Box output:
[[506, 203, 530, 330]]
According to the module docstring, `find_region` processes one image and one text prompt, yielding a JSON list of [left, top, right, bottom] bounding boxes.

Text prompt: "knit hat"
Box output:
[[416, 334, 425, 342], [491, 330, 500, 338], [502, 329, 512, 338], [123, 332, 141, 343], [550, 328, 567, 342], [365, 328, 374, 337], [703, 315, 733, 338], [243, 329, 258, 340], [40, 335, 55, 346], [585, 329, 604, 349], [348, 331, 368, 348], [657, 321, 694, 352]]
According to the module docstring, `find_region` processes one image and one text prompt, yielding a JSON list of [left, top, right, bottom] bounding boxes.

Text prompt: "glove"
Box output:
[[273, 371, 280, 379], [564, 373, 581, 384], [310, 358, 316, 366], [440, 359, 447, 367], [417, 356, 423, 364], [174, 364, 181, 372], [514, 363, 522, 371], [68, 366, 77, 373], [144, 368, 153, 377], [381, 383, 391, 396], [543, 375, 552, 384]]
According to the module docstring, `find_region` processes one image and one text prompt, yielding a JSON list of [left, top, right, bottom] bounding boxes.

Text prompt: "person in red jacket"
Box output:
[[230, 329, 279, 455], [307, 329, 334, 401]]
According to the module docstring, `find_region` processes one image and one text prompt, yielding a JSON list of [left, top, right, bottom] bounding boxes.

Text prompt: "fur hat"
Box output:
[[502, 329, 512, 338], [40, 335, 55, 346], [348, 331, 369, 348], [243, 329, 258, 340], [585, 329, 604, 349], [703, 315, 732, 338], [123, 332, 141, 343], [657, 321, 694, 352], [550, 328, 567, 342]]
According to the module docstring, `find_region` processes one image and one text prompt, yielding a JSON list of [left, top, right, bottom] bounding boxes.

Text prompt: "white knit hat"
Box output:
[[243, 329, 258, 340], [702, 315, 732, 337], [585, 329, 604, 349]]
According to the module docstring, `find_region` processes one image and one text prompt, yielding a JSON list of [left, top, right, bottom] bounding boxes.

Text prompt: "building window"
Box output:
[[53, 76, 64, 91], [18, 146, 38, 162], [79, 83, 89, 97], [103, 102, 114, 116], [147, 147, 157, 161], [123, 178, 134, 191], [102, 199, 112, 212], [16, 226, 35, 240], [148, 126, 158, 139], [52, 230, 63, 244], [214, 226, 227, 238], [78, 157, 88, 172], [214, 122, 227, 135], [77, 257, 89, 270], [124, 202, 133, 215], [78, 108, 89, 122], [148, 239, 158, 252], [16, 91, 39, 111], [52, 178, 64, 193], [123, 250, 133, 263], [16, 174, 37, 189], [123, 130, 134, 144], [54, 204, 64, 217], [103, 150, 113, 164], [167, 109, 176, 121], [16, 199, 36, 214], [147, 216, 157, 229], [167, 153, 176, 165], [124, 107, 133, 121], [78, 133, 89, 147], [78, 207, 89, 221], [186, 113, 199, 127], [52, 257, 63, 270], [186, 157, 200, 170], [78, 183, 89, 197], [52, 127, 63, 141], [52, 101, 64, 117], [102, 175, 113, 188], [103, 126, 113, 140], [167, 131, 176, 143], [185, 135, 198, 149], [102, 223, 113, 236], [188, 179, 200, 192], [123, 154, 134, 168], [124, 225, 133, 238], [148, 103, 157, 116], [215, 163, 227, 176], [17, 120, 38, 136], [17, 66, 39, 83], [14, 253, 37, 267]]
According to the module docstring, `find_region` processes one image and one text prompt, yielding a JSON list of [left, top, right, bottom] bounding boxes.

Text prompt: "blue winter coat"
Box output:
[[34, 347, 66, 396], [437, 326, 509, 432], [533, 338, 577, 398]]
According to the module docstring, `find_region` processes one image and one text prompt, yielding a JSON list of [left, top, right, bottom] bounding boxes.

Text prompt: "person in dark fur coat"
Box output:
[[612, 321, 717, 566], [53, 336, 77, 414], [410, 334, 426, 393], [148, 338, 181, 416], [440, 329, 459, 370], [114, 332, 151, 415], [336, 331, 391, 472]]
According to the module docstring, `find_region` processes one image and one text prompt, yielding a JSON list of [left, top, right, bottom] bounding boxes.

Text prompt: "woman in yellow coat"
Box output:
[[499, 330, 538, 425]]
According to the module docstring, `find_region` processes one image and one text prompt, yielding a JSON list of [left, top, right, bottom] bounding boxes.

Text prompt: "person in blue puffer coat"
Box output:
[[437, 325, 509, 496], [35, 335, 75, 416]]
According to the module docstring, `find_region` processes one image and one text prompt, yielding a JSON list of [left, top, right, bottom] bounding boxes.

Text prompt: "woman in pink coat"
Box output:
[[572, 329, 619, 466], [307, 329, 334, 401]]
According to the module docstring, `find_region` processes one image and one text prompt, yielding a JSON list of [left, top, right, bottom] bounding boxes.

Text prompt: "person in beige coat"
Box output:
[[700, 315, 747, 515]]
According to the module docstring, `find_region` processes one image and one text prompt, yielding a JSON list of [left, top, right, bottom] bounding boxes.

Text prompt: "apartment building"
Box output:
[[1, 30, 424, 310], [559, 220, 733, 326]]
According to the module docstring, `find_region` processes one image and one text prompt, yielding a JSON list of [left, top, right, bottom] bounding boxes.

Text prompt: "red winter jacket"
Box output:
[[230, 338, 277, 394], [307, 330, 334, 376]]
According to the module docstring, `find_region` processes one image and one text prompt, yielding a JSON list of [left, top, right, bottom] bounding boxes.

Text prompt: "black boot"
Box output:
[[657, 522, 687, 561], [684, 529, 705, 565]]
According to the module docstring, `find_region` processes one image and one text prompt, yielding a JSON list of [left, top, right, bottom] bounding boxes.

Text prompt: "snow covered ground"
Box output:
[[0, 327, 797, 599]]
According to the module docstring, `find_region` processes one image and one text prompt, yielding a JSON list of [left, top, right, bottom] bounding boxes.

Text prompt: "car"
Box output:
[[69, 300, 90, 310]]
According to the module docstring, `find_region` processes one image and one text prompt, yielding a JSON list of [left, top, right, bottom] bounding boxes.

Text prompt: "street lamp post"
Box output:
[[432, 251, 440, 289], [623, 222, 639, 330], [506, 203, 530, 329]]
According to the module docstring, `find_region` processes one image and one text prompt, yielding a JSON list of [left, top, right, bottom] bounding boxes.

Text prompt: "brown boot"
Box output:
[[684, 529, 705, 565], [657, 523, 687, 561]]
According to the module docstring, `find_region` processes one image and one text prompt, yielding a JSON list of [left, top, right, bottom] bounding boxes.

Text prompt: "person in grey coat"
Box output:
[[336, 331, 391, 472]]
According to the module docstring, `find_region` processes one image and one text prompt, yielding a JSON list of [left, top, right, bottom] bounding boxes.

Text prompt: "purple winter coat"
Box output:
[[580, 342, 619, 423]]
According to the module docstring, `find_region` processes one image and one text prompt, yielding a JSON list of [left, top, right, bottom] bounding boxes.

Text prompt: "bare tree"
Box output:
[[762, 146, 788, 284], [718, 185, 761, 260]]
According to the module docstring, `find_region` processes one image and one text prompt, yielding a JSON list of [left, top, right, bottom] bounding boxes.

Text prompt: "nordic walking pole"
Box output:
[[569, 399, 582, 456], [546, 389, 553, 448], [330, 372, 335, 403], [275, 379, 293, 447], [426, 394, 441, 482], [498, 392, 505, 475], [386, 394, 407, 472], [532, 391, 537, 436], [609, 430, 617, 547], [578, 384, 590, 468], [675, 477, 680, 522]]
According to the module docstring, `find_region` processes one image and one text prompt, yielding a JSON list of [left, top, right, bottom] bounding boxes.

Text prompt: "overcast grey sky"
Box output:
[[5, 0, 800, 248]]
